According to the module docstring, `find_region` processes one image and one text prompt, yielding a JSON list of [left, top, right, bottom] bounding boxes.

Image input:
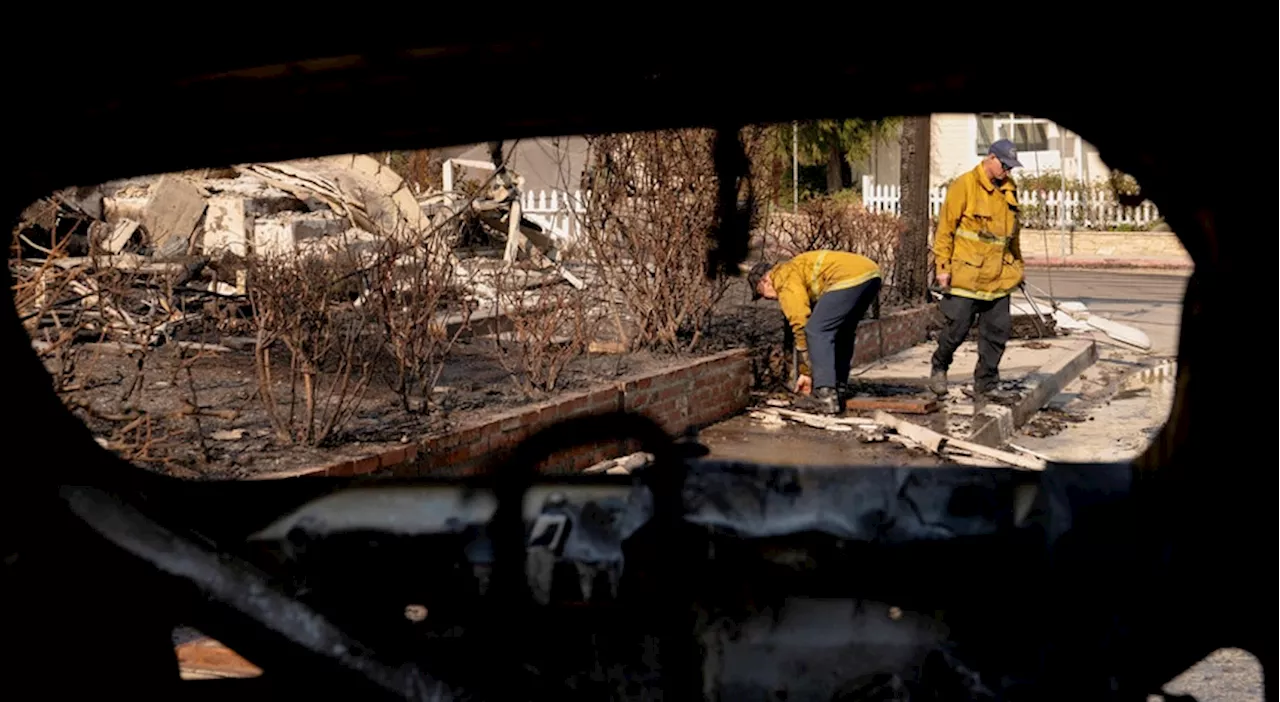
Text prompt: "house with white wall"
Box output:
[[436, 137, 590, 193], [856, 113, 1113, 188]]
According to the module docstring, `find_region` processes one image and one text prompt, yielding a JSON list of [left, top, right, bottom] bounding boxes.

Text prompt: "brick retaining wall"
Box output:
[[851, 306, 937, 367], [261, 305, 938, 480], [283, 349, 751, 479]]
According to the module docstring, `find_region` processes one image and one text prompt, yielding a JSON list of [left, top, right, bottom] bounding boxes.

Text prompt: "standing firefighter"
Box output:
[[929, 138, 1025, 400], [749, 250, 882, 415]]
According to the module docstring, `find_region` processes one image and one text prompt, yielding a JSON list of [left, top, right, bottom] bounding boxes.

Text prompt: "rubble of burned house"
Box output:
[[13, 152, 592, 352]]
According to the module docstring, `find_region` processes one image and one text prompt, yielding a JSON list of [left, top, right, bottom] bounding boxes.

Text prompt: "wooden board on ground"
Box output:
[[871, 410, 1045, 470], [749, 407, 886, 441], [844, 396, 939, 414]]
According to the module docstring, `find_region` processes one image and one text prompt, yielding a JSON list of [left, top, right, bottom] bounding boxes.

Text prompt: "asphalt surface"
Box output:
[[1024, 268, 1189, 356]]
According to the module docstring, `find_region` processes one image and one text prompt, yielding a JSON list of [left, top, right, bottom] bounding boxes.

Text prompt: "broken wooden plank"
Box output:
[[1007, 443, 1052, 462], [752, 407, 853, 432], [872, 410, 1045, 470], [103, 219, 140, 254], [588, 340, 627, 354], [844, 396, 938, 414], [871, 410, 945, 453], [764, 407, 879, 428], [945, 454, 1002, 467]]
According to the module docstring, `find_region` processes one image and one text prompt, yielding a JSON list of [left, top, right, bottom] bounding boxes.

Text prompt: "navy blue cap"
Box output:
[[748, 261, 772, 300], [988, 138, 1023, 169]]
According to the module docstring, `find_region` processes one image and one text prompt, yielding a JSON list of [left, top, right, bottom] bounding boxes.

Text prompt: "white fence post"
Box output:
[[520, 188, 588, 247], [857, 177, 1161, 230]]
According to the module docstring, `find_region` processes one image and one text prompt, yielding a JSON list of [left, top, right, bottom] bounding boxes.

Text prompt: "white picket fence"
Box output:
[[518, 179, 1163, 242], [859, 176, 1162, 229], [521, 189, 586, 243]]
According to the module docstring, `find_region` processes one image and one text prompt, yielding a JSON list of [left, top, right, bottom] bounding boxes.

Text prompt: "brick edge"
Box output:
[[261, 306, 937, 480]]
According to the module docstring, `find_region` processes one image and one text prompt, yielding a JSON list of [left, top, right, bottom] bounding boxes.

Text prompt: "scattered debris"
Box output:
[[969, 311, 1056, 340], [871, 410, 1046, 470], [747, 406, 902, 444], [1117, 359, 1177, 391], [587, 340, 627, 354], [1007, 443, 1052, 462], [211, 429, 245, 441], [752, 407, 855, 432], [15, 151, 599, 356], [1085, 315, 1151, 350], [1013, 295, 1152, 350], [747, 410, 787, 427], [583, 451, 654, 475]]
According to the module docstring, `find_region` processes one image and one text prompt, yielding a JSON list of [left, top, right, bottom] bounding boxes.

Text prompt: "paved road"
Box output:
[[1024, 268, 1190, 356]]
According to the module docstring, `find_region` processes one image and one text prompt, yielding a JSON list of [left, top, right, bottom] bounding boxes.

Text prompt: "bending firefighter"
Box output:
[[930, 138, 1025, 401], [749, 250, 882, 415]]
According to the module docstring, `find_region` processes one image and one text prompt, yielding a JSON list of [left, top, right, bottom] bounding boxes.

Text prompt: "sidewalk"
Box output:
[[851, 335, 1083, 392], [698, 335, 1099, 466], [1022, 254, 1192, 270]]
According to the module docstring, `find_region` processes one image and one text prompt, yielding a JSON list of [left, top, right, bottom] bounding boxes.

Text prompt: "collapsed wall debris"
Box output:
[[14, 150, 591, 353]]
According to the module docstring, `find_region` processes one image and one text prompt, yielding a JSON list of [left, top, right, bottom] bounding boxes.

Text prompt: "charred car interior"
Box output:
[[1, 17, 1274, 702]]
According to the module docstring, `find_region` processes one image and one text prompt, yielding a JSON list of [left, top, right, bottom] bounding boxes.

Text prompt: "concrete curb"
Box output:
[[967, 339, 1099, 447], [1022, 256, 1193, 270]]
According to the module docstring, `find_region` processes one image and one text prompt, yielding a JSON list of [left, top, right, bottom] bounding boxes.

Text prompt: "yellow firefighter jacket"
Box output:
[[769, 250, 881, 375], [932, 164, 1024, 300]]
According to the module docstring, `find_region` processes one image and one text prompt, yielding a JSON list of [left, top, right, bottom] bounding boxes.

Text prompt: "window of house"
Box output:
[[976, 114, 1050, 154]]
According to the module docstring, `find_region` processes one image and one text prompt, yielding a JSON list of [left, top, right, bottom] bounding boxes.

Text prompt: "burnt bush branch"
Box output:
[[491, 266, 597, 398], [364, 222, 472, 414], [577, 127, 775, 353], [247, 250, 373, 446], [766, 198, 908, 305]]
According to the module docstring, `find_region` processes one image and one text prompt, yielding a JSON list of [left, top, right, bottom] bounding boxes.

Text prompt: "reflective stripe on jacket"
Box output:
[[933, 164, 1024, 300], [769, 250, 880, 375]]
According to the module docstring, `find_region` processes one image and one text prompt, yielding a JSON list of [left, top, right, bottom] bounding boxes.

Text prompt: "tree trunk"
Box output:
[[894, 116, 932, 304], [825, 143, 844, 194]]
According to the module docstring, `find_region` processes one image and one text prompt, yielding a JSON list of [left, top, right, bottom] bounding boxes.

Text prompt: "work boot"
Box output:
[[980, 386, 1021, 405], [928, 368, 948, 397], [795, 386, 841, 415]]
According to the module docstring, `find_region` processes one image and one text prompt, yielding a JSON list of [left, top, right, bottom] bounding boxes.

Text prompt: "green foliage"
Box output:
[[828, 189, 863, 207], [784, 118, 902, 165], [1016, 169, 1142, 202], [769, 117, 901, 201], [1012, 169, 1157, 232], [775, 164, 829, 207]]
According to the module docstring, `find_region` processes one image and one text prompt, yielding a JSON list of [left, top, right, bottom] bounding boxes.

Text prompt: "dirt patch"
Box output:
[[53, 336, 691, 480], [42, 276, 927, 479]]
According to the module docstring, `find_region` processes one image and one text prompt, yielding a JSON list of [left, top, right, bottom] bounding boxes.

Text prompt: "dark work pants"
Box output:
[[805, 278, 882, 389], [931, 294, 1012, 391]]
